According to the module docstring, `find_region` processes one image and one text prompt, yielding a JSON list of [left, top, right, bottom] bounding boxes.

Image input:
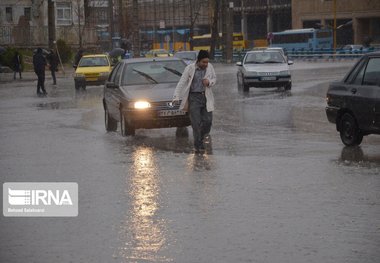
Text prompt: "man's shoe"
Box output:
[[203, 134, 212, 144]]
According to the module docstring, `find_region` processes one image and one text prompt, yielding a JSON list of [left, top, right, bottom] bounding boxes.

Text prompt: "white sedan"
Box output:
[[236, 50, 293, 92]]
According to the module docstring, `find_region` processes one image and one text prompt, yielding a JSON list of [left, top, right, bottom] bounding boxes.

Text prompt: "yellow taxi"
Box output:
[[74, 54, 113, 90], [145, 49, 173, 58]]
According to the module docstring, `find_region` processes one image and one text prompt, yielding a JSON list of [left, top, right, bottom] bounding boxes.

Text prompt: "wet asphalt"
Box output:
[[0, 60, 379, 263]]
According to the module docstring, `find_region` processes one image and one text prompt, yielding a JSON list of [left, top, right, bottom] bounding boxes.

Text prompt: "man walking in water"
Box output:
[[172, 50, 216, 153]]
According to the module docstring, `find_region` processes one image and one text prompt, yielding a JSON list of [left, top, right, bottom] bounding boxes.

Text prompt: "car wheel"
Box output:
[[237, 74, 243, 90], [285, 83, 292, 90], [176, 127, 189, 137], [243, 83, 249, 92], [339, 113, 363, 146], [74, 81, 80, 90], [120, 109, 135, 136], [105, 107, 117, 132]]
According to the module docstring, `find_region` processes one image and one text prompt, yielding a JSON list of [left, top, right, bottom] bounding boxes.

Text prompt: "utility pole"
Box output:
[[221, 0, 227, 59], [109, 0, 114, 49], [241, 0, 247, 42], [226, 1, 233, 63], [189, 0, 194, 50], [222, 1, 233, 62], [333, 0, 337, 52], [47, 0, 56, 49], [119, 0, 124, 39], [132, 0, 140, 57], [266, 0, 272, 35], [78, 0, 82, 48]]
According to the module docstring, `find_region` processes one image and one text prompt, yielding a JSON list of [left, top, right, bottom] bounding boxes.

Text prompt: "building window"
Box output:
[[24, 7, 31, 21], [6, 7, 13, 22], [56, 2, 72, 25], [96, 9, 108, 24]]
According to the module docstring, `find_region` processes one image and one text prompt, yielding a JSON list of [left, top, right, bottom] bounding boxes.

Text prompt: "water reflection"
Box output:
[[187, 153, 213, 172], [35, 100, 74, 110], [337, 146, 380, 167], [239, 88, 292, 99], [119, 146, 170, 262]]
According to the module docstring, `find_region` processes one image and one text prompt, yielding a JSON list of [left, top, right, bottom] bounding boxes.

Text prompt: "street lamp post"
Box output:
[[333, 0, 337, 53]]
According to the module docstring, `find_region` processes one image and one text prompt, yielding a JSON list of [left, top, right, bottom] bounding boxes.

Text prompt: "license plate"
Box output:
[[261, 76, 277, 81], [158, 110, 186, 117]]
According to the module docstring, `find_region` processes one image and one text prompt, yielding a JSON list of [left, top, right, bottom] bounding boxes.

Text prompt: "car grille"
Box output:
[[150, 101, 181, 110], [258, 72, 279, 76], [85, 73, 100, 78]]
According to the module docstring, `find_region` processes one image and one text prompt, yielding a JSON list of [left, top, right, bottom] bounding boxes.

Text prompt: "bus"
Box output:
[[192, 33, 247, 51], [270, 28, 333, 51]]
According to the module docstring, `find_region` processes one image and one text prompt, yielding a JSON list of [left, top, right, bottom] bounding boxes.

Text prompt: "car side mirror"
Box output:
[[288, 60, 294, 65], [105, 81, 117, 89], [236, 61, 242, 66]]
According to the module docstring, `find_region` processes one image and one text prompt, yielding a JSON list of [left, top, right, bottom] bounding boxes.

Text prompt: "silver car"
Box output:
[[174, 51, 198, 65], [236, 50, 293, 92]]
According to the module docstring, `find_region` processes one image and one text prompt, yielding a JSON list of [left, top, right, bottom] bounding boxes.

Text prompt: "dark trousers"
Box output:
[[188, 92, 213, 149], [50, 69, 56, 84], [13, 68, 22, 79], [36, 71, 46, 94]]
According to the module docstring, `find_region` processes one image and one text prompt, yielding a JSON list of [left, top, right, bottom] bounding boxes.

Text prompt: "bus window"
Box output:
[[271, 28, 333, 51]]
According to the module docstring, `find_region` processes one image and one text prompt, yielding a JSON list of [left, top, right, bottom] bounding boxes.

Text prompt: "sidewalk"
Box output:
[[0, 66, 74, 84]]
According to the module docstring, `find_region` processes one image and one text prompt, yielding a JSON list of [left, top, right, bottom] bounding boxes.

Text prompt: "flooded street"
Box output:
[[1, 60, 379, 263]]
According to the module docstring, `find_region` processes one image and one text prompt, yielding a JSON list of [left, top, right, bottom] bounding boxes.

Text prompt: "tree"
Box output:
[[73, 0, 85, 48], [188, 0, 202, 51], [210, 0, 220, 59]]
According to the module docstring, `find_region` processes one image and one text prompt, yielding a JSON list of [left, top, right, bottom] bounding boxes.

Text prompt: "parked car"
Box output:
[[338, 44, 373, 55], [236, 50, 293, 92], [145, 49, 173, 58], [74, 54, 113, 90], [103, 57, 191, 136], [174, 51, 198, 65], [267, 47, 288, 61], [341, 44, 364, 53], [326, 51, 380, 146]]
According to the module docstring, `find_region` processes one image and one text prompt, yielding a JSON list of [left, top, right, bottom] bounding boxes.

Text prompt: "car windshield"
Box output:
[[79, 57, 109, 67], [121, 60, 186, 85], [175, 52, 197, 60], [245, 52, 285, 64]]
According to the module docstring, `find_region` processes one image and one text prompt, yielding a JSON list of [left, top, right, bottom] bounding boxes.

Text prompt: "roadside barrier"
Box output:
[[212, 48, 378, 63]]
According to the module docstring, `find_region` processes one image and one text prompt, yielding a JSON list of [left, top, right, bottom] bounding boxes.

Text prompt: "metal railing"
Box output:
[[211, 48, 379, 63]]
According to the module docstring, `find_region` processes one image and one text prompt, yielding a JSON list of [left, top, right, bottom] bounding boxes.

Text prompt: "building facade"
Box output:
[[292, 0, 380, 46], [0, 0, 116, 49]]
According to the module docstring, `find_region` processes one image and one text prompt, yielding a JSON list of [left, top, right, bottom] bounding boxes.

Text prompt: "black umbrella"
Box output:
[[109, 47, 125, 57], [33, 48, 50, 55]]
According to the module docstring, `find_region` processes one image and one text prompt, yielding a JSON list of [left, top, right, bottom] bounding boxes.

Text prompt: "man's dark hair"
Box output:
[[197, 50, 209, 62]]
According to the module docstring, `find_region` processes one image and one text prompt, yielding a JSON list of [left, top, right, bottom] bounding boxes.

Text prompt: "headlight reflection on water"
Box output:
[[119, 146, 171, 262]]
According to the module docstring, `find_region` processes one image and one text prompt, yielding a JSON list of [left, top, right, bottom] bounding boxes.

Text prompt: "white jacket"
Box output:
[[173, 62, 216, 112]]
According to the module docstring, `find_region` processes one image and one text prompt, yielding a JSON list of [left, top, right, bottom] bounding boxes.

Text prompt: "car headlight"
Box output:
[[245, 71, 258, 77], [100, 72, 109, 77], [280, 70, 290, 76], [133, 101, 151, 109]]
